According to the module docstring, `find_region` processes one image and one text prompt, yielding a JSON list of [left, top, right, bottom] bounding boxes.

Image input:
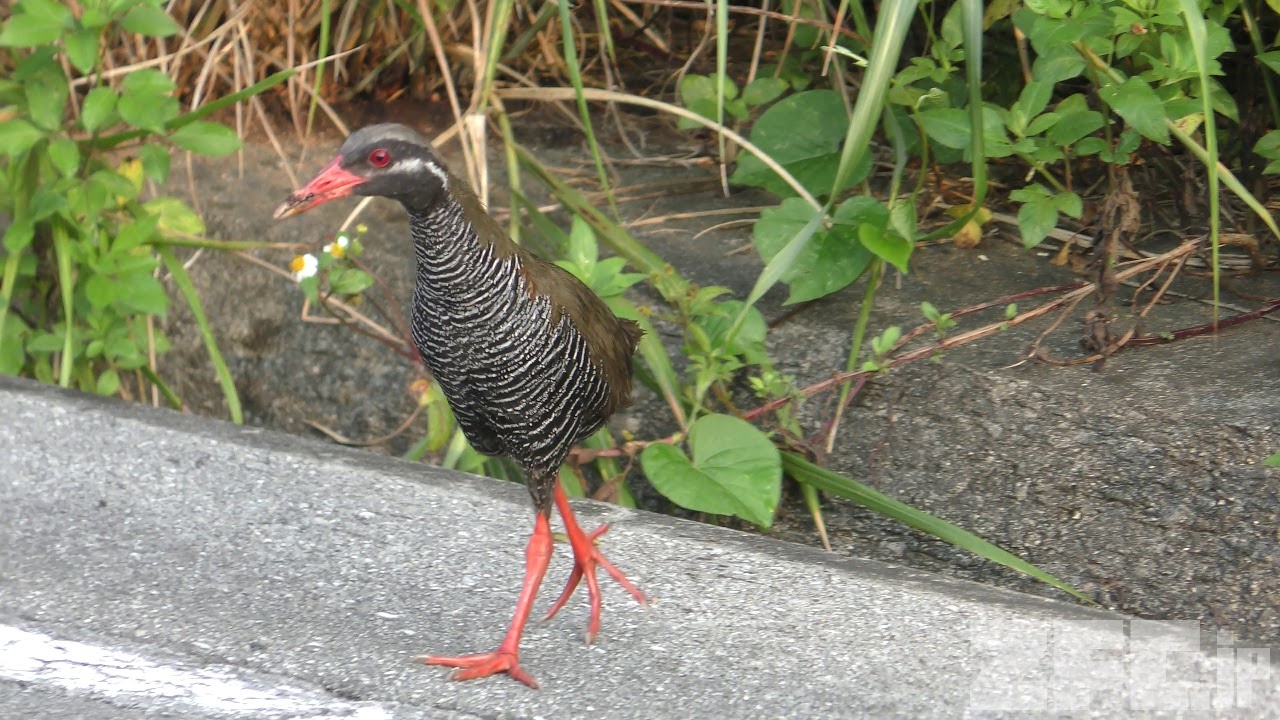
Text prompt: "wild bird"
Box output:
[[273, 124, 647, 688]]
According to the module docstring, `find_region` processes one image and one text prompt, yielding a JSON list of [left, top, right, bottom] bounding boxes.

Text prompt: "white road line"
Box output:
[[0, 625, 393, 719]]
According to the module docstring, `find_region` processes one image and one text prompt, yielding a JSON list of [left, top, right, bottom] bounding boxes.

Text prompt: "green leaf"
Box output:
[[64, 27, 100, 73], [1010, 184, 1060, 248], [168, 121, 241, 156], [1031, 45, 1085, 84], [859, 224, 912, 273], [330, 268, 374, 295], [565, 215, 598, 271], [917, 107, 971, 150], [23, 59, 69, 130], [3, 218, 35, 252], [753, 196, 880, 304], [120, 4, 180, 37], [781, 452, 1090, 602], [112, 214, 160, 254], [692, 300, 770, 366], [138, 143, 171, 183], [0, 314, 29, 375], [80, 86, 118, 132], [0, 0, 72, 46], [89, 168, 138, 204], [1016, 81, 1053, 119], [742, 77, 787, 107], [47, 137, 80, 177], [84, 273, 119, 308], [1259, 51, 1280, 77], [144, 196, 205, 236], [1098, 77, 1169, 144], [118, 70, 178, 132], [1048, 108, 1105, 146], [117, 274, 169, 316], [0, 119, 44, 157], [1264, 452, 1280, 467], [641, 413, 782, 527], [731, 90, 865, 198], [95, 368, 121, 396]]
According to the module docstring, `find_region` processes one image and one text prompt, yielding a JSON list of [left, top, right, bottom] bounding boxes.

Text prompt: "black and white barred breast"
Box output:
[[406, 198, 614, 474]]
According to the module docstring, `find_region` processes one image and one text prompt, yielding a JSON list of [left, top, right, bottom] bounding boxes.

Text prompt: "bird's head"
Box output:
[[273, 123, 449, 220]]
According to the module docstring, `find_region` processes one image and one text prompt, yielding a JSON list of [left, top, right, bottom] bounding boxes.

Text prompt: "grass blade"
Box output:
[[51, 223, 76, 388], [782, 452, 1090, 602], [156, 247, 242, 423]]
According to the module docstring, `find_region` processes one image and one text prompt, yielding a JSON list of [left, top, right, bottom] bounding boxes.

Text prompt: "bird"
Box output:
[[273, 123, 647, 688]]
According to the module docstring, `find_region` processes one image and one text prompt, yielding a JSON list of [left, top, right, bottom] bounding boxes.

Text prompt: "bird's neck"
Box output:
[[406, 178, 521, 303]]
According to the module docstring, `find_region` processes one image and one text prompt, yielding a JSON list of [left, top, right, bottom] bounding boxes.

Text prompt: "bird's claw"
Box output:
[[541, 522, 648, 643], [419, 650, 539, 689]]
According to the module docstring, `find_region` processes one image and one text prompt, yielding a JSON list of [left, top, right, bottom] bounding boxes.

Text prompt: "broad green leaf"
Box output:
[[29, 186, 66, 221], [48, 138, 80, 177], [692, 300, 769, 366], [917, 107, 971, 150], [3, 217, 35, 252], [0, 119, 43, 157], [117, 274, 168, 316], [0, 314, 28, 375], [742, 77, 787, 107], [1264, 453, 1280, 467], [89, 168, 138, 204], [1048, 108, 1105, 146], [64, 27, 100, 73], [1010, 184, 1058, 248], [80, 86, 117, 132], [84, 273, 119, 308], [731, 90, 865, 198], [27, 331, 66, 353], [753, 196, 880, 304], [24, 61, 69, 130], [95, 368, 121, 396], [1098, 77, 1170, 144], [144, 196, 206, 236], [168, 121, 241, 156], [120, 4, 180, 37], [1259, 51, 1280, 77], [138, 143, 171, 183], [0, 0, 72, 46], [1030, 45, 1086, 84], [641, 413, 781, 527], [118, 70, 178, 132], [112, 214, 160, 254], [330, 268, 374, 295], [859, 225, 912, 273], [1017, 81, 1053, 119]]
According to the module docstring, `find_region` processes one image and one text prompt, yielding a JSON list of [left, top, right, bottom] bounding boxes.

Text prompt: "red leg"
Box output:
[[420, 513, 554, 689], [542, 484, 648, 643]]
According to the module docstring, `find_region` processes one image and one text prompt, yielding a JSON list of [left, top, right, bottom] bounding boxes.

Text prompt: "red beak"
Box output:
[[273, 156, 365, 220]]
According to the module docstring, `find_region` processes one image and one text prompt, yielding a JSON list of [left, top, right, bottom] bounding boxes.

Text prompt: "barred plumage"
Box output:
[[274, 123, 647, 688], [406, 187, 623, 506]]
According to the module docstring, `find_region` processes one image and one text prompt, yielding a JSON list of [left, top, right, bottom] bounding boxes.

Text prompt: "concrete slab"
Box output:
[[2, 376, 1277, 718]]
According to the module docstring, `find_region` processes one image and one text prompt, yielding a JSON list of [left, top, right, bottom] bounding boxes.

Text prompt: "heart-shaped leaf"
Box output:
[[641, 413, 781, 527]]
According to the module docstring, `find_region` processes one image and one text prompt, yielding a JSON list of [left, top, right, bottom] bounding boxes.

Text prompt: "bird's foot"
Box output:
[[419, 649, 539, 689], [543, 487, 648, 643]]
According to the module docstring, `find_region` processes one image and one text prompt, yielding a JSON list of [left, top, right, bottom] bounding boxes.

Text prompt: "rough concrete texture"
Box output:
[[2, 376, 1278, 718], [149, 129, 1280, 652]]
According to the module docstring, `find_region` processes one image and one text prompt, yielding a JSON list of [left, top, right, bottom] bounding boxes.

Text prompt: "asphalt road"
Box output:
[[2, 376, 1277, 718]]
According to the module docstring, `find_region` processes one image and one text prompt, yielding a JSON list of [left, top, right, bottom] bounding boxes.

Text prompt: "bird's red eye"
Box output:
[[368, 148, 390, 167]]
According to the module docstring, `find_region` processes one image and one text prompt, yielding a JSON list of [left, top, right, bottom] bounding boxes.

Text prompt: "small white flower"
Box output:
[[290, 253, 318, 280], [322, 234, 350, 259]]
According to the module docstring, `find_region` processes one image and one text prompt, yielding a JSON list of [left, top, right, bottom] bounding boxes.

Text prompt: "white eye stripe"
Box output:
[[391, 156, 448, 185]]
